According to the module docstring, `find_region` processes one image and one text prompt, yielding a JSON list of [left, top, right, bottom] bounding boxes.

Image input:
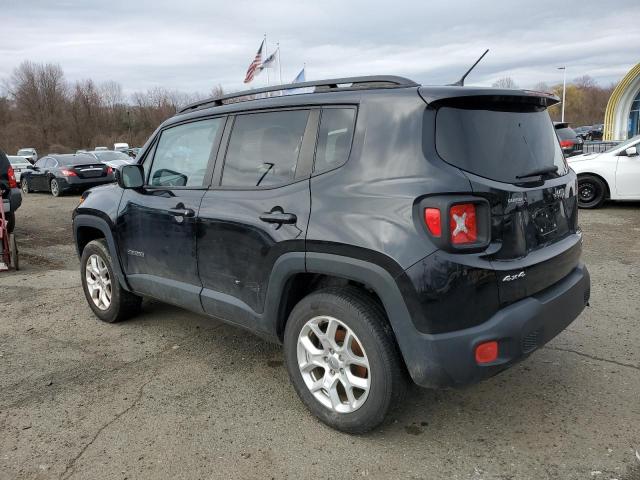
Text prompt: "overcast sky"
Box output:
[[1, 0, 639, 97]]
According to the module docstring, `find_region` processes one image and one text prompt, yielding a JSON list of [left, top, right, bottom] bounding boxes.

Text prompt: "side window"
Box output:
[[221, 110, 309, 188], [314, 108, 356, 173], [148, 118, 223, 187], [35, 158, 46, 168]]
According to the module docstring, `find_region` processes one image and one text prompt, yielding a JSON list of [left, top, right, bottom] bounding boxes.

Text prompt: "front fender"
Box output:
[[73, 214, 131, 291]]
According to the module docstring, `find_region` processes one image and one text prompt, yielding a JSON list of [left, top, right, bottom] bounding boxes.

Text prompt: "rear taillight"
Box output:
[[106, 166, 113, 175], [7, 166, 17, 188], [424, 208, 441, 237], [559, 140, 573, 148], [59, 168, 77, 177], [449, 203, 477, 244]]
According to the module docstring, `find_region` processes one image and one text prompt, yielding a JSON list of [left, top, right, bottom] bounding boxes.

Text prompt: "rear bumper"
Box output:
[[58, 176, 115, 191], [406, 263, 590, 388]]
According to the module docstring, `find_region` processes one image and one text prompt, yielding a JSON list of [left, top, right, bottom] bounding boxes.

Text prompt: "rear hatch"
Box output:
[[430, 93, 581, 305]]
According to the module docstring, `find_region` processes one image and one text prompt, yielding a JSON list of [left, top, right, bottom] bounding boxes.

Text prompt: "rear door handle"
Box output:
[[259, 212, 297, 224], [168, 207, 195, 217]]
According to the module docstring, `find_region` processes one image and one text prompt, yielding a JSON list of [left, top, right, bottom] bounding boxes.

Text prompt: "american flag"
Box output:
[[244, 40, 264, 84]]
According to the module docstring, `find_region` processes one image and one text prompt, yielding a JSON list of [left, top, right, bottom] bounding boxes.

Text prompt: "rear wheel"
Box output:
[[284, 287, 406, 433], [578, 174, 606, 208], [80, 239, 142, 323], [6, 212, 15, 234], [9, 234, 18, 270], [50, 179, 61, 197]]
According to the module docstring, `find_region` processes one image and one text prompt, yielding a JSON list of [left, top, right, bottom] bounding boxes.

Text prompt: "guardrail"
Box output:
[[582, 141, 620, 153]]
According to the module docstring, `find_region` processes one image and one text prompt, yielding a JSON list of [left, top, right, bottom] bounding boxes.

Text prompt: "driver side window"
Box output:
[[148, 118, 223, 187]]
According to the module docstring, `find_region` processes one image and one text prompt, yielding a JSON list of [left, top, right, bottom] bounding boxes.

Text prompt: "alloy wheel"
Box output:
[[50, 180, 59, 196], [296, 315, 371, 413], [85, 254, 112, 310]]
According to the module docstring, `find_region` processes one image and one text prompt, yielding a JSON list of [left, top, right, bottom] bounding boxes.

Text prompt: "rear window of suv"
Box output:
[[435, 103, 567, 183]]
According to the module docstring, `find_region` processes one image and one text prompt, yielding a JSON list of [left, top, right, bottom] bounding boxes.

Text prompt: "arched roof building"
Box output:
[[603, 62, 640, 141]]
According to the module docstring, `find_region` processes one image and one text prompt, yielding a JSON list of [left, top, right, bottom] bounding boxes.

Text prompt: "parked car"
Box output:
[[586, 124, 604, 141], [114, 142, 129, 152], [574, 126, 591, 140], [554, 122, 584, 156], [0, 149, 22, 233], [85, 150, 134, 169], [126, 147, 140, 158], [16, 148, 37, 164], [568, 134, 640, 208], [94, 146, 108, 151], [73, 75, 590, 433], [7, 156, 32, 184], [21, 153, 115, 197]]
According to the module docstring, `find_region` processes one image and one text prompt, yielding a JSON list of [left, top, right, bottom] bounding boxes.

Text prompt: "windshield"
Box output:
[[93, 151, 130, 161], [556, 127, 577, 141], [435, 104, 567, 183], [605, 134, 640, 153], [9, 156, 29, 165]]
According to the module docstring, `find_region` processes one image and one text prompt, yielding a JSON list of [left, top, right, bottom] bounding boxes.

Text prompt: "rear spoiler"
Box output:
[[419, 86, 560, 108]]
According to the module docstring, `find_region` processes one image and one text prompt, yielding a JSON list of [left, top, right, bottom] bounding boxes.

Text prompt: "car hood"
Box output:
[[567, 152, 601, 163]]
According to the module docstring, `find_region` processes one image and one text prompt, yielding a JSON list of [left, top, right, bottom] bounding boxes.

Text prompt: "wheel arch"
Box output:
[[73, 214, 131, 291], [266, 251, 430, 384]]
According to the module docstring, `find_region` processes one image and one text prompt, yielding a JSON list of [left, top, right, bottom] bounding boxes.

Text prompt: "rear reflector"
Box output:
[[475, 341, 498, 364], [449, 203, 477, 244], [7, 166, 17, 188], [106, 166, 113, 175], [424, 208, 441, 237]]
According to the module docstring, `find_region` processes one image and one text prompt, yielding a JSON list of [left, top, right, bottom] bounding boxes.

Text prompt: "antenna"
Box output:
[[451, 49, 489, 87]]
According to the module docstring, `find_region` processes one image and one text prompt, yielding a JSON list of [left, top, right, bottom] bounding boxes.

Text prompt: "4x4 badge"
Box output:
[[502, 271, 525, 282]]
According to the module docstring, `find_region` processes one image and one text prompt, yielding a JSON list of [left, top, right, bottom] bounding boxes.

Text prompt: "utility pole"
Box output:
[[557, 66, 567, 122]]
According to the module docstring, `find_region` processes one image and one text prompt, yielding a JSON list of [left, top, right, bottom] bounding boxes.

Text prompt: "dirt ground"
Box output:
[[1, 192, 639, 480]]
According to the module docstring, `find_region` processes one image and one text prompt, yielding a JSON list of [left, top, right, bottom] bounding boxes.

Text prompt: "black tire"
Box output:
[[578, 174, 607, 209], [21, 178, 30, 194], [50, 178, 61, 197], [284, 286, 407, 434], [9, 234, 18, 270], [80, 239, 142, 323], [6, 211, 15, 234]]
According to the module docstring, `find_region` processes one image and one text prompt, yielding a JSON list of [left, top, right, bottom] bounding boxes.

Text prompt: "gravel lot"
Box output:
[[1, 192, 639, 480]]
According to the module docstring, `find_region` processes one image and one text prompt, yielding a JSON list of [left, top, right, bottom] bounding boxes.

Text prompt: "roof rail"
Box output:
[[178, 75, 418, 113]]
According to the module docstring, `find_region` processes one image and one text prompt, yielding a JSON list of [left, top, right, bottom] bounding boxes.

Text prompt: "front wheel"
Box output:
[[21, 178, 30, 194], [578, 175, 606, 208], [284, 287, 407, 434], [80, 239, 142, 323]]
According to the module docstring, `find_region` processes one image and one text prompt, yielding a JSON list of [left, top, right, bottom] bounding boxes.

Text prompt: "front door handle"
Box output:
[[259, 212, 297, 224], [168, 207, 195, 217]]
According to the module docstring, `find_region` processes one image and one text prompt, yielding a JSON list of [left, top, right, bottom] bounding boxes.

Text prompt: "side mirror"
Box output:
[[117, 164, 144, 189], [29, 165, 38, 171], [625, 146, 638, 157]]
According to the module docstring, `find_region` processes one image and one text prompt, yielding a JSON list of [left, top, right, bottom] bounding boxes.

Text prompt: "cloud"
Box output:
[[1, 0, 638, 96]]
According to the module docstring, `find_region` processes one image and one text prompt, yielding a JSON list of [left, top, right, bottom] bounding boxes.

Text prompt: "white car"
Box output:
[[16, 148, 37, 164], [7, 155, 33, 183], [568, 135, 640, 208]]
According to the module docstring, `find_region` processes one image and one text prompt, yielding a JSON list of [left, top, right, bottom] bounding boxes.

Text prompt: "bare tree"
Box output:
[[492, 76, 518, 89]]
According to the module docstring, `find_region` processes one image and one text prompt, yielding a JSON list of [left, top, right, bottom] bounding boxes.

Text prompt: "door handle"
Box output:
[[259, 212, 297, 224], [168, 207, 195, 217]]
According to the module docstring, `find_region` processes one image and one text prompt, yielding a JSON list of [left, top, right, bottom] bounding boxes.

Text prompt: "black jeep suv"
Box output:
[[1, 148, 22, 233], [73, 76, 590, 433]]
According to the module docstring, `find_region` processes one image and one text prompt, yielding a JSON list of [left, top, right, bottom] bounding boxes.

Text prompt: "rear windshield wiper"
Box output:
[[515, 165, 558, 179]]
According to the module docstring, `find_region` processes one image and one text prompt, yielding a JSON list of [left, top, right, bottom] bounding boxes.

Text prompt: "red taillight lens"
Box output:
[[106, 166, 113, 175], [559, 140, 573, 148], [475, 341, 498, 364], [449, 203, 477, 244], [7, 166, 17, 188], [59, 168, 77, 177], [424, 208, 441, 237]]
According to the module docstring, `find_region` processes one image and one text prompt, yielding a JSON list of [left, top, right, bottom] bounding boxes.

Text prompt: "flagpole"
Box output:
[[277, 42, 283, 85], [264, 33, 270, 88]]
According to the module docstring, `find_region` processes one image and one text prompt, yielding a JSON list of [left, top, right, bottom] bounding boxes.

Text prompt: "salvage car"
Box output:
[[568, 134, 640, 208], [73, 76, 590, 433], [21, 153, 115, 197], [7, 156, 32, 184]]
